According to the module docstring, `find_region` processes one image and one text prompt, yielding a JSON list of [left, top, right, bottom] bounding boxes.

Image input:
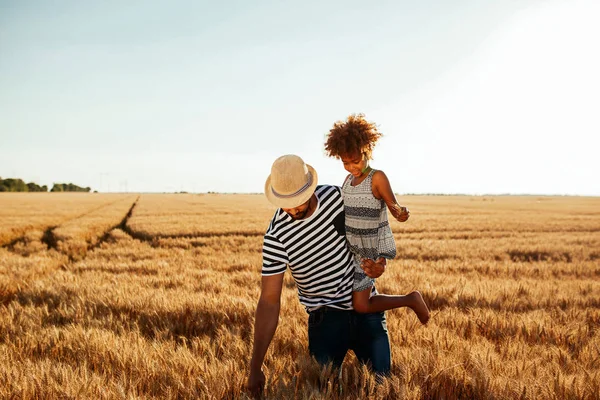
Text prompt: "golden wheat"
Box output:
[[0, 193, 131, 247], [0, 194, 599, 399], [128, 194, 273, 238]]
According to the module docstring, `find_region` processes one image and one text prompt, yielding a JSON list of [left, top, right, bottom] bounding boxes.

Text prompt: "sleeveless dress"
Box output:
[[342, 169, 397, 292]]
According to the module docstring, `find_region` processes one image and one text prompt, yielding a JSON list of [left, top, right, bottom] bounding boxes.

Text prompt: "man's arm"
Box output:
[[247, 272, 285, 396]]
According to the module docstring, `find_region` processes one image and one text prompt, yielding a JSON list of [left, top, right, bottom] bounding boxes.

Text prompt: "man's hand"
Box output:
[[362, 258, 387, 279], [247, 368, 265, 398], [246, 274, 282, 399]]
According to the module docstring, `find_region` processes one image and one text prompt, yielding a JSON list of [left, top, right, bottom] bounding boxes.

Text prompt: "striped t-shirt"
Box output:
[[262, 185, 355, 311]]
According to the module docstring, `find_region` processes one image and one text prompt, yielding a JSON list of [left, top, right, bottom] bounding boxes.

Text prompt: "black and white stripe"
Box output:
[[262, 185, 355, 311]]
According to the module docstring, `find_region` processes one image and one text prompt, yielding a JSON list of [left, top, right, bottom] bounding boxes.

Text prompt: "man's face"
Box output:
[[282, 197, 312, 220]]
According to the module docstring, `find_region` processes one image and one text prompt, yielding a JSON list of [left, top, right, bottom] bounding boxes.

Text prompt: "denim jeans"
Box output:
[[307, 307, 391, 375]]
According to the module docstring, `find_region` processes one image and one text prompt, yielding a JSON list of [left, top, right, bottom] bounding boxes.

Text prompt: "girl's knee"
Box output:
[[353, 300, 370, 314]]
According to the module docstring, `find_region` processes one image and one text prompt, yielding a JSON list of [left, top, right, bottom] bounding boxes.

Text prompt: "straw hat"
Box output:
[[265, 155, 318, 208]]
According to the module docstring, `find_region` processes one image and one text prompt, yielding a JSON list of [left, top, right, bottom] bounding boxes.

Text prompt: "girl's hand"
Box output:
[[391, 205, 410, 222]]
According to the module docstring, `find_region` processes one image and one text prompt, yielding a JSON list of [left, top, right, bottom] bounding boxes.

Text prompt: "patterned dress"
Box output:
[[342, 169, 397, 292]]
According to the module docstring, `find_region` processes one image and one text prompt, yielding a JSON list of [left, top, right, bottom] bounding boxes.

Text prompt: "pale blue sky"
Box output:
[[1, 0, 598, 194]]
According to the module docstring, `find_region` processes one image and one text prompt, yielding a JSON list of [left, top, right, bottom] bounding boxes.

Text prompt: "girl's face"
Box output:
[[340, 152, 368, 177]]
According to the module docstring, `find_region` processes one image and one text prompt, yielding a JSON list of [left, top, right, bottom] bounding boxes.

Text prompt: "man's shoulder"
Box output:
[[316, 184, 342, 197], [316, 185, 344, 205], [316, 184, 341, 190], [264, 209, 285, 236]]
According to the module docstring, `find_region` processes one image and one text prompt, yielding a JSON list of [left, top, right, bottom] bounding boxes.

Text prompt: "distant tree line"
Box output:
[[0, 177, 47, 192], [50, 183, 91, 192], [0, 177, 90, 192]]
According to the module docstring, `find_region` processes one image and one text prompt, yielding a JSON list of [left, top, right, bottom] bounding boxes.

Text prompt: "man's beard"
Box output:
[[289, 209, 308, 220]]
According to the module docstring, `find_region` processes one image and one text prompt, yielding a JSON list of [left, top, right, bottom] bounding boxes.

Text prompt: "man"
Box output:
[[247, 154, 390, 396]]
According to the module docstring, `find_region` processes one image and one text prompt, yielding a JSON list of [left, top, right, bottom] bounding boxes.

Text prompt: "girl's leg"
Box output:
[[353, 289, 430, 324], [352, 288, 373, 314]]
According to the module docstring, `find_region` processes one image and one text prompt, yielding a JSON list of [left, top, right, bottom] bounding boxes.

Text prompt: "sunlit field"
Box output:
[[1, 193, 599, 399]]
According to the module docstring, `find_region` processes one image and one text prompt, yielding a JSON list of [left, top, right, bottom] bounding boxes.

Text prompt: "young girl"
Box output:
[[325, 113, 430, 324]]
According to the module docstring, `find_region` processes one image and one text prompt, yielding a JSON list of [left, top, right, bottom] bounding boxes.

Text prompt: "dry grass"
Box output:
[[0, 193, 132, 246], [127, 194, 273, 238], [52, 195, 138, 260], [1, 193, 599, 399]]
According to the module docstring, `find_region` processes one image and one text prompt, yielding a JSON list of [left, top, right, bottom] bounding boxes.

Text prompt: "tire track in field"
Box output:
[[0, 197, 140, 307], [125, 226, 600, 244], [122, 230, 263, 244], [56, 196, 140, 262], [2, 196, 133, 251], [90, 196, 140, 253], [396, 227, 600, 236]]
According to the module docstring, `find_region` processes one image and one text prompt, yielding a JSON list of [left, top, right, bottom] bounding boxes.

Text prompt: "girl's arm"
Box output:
[[372, 170, 409, 222]]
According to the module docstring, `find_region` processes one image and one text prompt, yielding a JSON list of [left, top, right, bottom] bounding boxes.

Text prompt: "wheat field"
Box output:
[[0, 193, 599, 399]]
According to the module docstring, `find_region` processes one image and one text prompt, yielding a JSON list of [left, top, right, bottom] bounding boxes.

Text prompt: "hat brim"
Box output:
[[264, 164, 318, 208]]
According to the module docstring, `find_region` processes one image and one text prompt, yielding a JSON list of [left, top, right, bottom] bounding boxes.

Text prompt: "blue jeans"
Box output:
[[307, 307, 391, 375]]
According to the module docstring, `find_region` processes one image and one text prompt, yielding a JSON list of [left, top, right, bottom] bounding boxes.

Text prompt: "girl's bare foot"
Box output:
[[409, 291, 430, 324]]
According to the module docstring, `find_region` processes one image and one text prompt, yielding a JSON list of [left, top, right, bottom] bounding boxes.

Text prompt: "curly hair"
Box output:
[[324, 114, 382, 160]]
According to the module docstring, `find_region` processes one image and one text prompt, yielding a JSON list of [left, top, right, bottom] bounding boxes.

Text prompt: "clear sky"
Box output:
[[1, 0, 598, 195]]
